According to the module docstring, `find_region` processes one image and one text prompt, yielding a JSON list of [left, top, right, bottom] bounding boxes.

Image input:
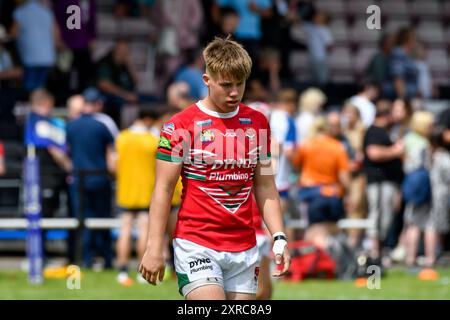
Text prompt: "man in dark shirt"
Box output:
[[67, 88, 118, 269], [363, 103, 404, 264], [96, 39, 157, 128], [97, 39, 138, 128]]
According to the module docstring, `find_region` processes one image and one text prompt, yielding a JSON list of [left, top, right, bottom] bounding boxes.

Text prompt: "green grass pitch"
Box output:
[[1, 268, 449, 300]]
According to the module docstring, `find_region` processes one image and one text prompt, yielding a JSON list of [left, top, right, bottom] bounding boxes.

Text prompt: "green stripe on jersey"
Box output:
[[156, 152, 183, 163], [185, 172, 206, 181]]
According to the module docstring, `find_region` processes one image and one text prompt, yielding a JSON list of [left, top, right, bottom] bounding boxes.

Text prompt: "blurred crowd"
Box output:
[[0, 0, 449, 277], [0, 0, 447, 134]]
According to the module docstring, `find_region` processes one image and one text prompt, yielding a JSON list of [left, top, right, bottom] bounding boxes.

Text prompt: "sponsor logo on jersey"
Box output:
[[211, 158, 257, 170], [196, 119, 212, 127], [221, 131, 238, 137], [158, 136, 171, 150], [239, 118, 252, 124], [162, 122, 175, 135], [200, 129, 215, 143], [209, 171, 252, 181]]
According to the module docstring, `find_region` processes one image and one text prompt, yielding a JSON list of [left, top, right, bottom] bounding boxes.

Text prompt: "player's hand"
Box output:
[[139, 249, 165, 285], [271, 232, 290, 277]]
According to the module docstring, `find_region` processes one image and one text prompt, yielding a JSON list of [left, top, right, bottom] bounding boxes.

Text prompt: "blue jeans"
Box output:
[[24, 66, 52, 92], [298, 187, 344, 224]]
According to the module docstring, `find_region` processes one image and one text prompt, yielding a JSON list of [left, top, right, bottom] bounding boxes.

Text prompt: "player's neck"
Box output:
[[201, 96, 239, 115]]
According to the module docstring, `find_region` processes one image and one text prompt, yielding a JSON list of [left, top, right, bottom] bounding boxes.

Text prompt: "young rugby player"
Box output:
[[139, 36, 290, 300]]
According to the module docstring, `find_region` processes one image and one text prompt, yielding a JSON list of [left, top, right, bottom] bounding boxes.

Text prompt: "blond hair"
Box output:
[[410, 111, 434, 137], [203, 36, 252, 81], [299, 88, 327, 113]]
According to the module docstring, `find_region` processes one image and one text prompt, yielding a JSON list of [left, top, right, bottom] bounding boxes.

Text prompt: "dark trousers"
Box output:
[[70, 183, 113, 268], [72, 48, 94, 92], [24, 66, 52, 92]]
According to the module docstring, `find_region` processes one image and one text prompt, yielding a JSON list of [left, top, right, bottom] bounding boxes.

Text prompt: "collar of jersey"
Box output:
[[196, 100, 239, 119]]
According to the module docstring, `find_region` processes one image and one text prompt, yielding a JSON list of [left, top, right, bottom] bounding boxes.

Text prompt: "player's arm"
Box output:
[[139, 159, 182, 285], [253, 160, 290, 277]]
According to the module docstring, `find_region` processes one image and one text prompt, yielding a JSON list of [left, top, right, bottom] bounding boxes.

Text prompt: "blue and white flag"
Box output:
[[25, 112, 67, 151]]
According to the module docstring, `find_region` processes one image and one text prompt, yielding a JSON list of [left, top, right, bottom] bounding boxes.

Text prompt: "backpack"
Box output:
[[284, 240, 336, 282], [402, 167, 431, 206]]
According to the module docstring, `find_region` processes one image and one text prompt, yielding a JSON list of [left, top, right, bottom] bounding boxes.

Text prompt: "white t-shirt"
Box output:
[[270, 110, 297, 191], [349, 95, 376, 128], [295, 111, 315, 145]]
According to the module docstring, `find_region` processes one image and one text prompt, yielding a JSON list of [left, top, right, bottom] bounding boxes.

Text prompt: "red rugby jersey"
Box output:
[[157, 101, 271, 251]]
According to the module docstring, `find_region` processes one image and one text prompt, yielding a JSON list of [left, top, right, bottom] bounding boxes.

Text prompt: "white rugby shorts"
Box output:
[[173, 238, 260, 297]]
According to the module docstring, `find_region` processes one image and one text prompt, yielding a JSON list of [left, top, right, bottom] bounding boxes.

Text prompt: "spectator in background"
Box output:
[[342, 101, 365, 163], [166, 81, 193, 110], [115, 108, 161, 286], [0, 141, 5, 176], [67, 88, 118, 269], [437, 107, 450, 151], [26, 89, 72, 263], [67, 94, 85, 121], [303, 10, 333, 86], [292, 115, 350, 248], [249, 47, 282, 98], [28, 89, 72, 212], [390, 98, 413, 142], [427, 127, 450, 268], [217, 6, 240, 37], [413, 44, 437, 100], [173, 49, 208, 100], [97, 39, 157, 127], [349, 81, 379, 128], [365, 33, 396, 87], [295, 87, 326, 145], [0, 24, 22, 86], [385, 27, 419, 100], [261, 0, 302, 80], [216, 0, 272, 65], [0, 24, 23, 140], [11, 0, 62, 92], [151, 0, 204, 96], [270, 88, 297, 240], [342, 101, 367, 248], [402, 111, 434, 268], [363, 103, 404, 267], [53, 0, 97, 92]]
